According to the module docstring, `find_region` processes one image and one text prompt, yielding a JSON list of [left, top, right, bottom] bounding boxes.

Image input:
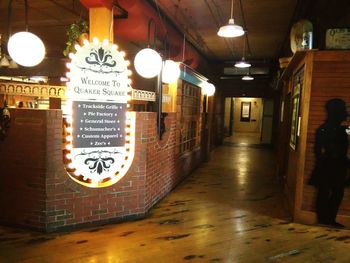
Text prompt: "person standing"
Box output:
[[309, 98, 349, 228]]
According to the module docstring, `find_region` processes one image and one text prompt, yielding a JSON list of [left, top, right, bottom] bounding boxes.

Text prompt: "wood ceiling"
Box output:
[[0, 0, 86, 58], [0, 0, 298, 83], [154, 0, 297, 61]]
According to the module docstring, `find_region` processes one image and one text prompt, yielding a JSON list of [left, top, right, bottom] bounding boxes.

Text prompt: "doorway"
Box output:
[[224, 97, 273, 145]]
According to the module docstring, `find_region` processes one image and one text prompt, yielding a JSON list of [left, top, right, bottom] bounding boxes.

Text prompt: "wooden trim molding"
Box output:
[[0, 82, 157, 102]]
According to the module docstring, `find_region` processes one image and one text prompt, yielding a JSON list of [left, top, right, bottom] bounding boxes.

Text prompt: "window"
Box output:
[[179, 82, 201, 154]]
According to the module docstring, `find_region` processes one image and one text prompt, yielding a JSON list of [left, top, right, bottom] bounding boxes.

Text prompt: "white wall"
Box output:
[[233, 97, 262, 133]]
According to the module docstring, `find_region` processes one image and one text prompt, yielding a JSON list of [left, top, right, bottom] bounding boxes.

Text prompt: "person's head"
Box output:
[[326, 98, 347, 124], [18, 101, 24, 108]]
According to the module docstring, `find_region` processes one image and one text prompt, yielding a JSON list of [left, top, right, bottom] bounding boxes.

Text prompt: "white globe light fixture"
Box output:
[[203, 82, 216, 96], [8, 32, 45, 67], [162, 59, 180, 84], [134, 48, 162, 78]]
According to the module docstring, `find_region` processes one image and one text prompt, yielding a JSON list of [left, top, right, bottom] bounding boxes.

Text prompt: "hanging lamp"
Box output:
[[217, 0, 244, 38], [242, 68, 254, 80], [7, 0, 45, 67], [242, 74, 254, 81], [134, 19, 162, 78], [0, 56, 10, 67], [235, 35, 251, 68]]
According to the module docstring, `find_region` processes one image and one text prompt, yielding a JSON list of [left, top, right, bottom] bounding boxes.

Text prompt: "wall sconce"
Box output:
[[134, 19, 168, 140], [161, 34, 180, 84], [134, 19, 162, 78], [203, 82, 216, 96], [162, 59, 180, 84], [6, 0, 46, 67]]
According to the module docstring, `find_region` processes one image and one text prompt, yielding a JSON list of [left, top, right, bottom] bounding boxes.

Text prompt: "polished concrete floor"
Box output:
[[1, 134, 350, 262]]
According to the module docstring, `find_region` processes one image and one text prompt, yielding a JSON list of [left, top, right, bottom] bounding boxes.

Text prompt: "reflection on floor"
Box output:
[[1, 144, 350, 262], [225, 132, 261, 145]]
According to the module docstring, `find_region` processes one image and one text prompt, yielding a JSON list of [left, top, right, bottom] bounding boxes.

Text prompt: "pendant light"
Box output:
[[217, 0, 245, 38], [134, 19, 162, 78], [242, 68, 254, 80], [7, 0, 45, 67], [235, 35, 251, 68], [242, 74, 254, 81]]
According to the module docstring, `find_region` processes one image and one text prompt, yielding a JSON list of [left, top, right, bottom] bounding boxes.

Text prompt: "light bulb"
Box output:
[[8, 32, 45, 67], [162, 60, 180, 84], [134, 48, 162, 78]]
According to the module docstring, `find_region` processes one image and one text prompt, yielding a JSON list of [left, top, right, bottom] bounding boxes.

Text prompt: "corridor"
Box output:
[[1, 142, 350, 262]]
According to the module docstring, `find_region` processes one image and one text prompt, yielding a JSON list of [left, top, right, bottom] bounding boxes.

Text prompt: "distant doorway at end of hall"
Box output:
[[223, 97, 273, 145]]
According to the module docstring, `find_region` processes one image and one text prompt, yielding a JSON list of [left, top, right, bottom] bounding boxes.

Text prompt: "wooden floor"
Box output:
[[225, 132, 261, 145], [1, 139, 350, 262]]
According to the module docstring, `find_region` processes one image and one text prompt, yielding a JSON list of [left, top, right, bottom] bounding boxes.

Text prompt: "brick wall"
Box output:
[[0, 109, 48, 230], [0, 110, 202, 232]]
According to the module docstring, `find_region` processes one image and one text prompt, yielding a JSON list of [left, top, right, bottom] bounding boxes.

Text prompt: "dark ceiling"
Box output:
[[0, 0, 349, 93], [154, 0, 297, 61]]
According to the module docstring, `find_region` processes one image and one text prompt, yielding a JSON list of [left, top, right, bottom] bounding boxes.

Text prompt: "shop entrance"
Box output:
[[223, 97, 273, 145]]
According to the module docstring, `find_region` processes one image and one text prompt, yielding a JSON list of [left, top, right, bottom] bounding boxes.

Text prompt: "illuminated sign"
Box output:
[[64, 39, 134, 188]]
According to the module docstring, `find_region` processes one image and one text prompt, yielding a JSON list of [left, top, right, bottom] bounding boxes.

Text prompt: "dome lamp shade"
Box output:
[[235, 57, 251, 68], [217, 0, 245, 38], [218, 19, 245, 38]]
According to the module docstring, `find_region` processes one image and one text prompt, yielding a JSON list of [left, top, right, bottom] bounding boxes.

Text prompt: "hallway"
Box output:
[[1, 144, 350, 262]]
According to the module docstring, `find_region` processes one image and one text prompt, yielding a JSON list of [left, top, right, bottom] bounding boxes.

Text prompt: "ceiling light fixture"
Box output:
[[217, 0, 244, 38], [242, 74, 254, 81], [242, 68, 254, 80], [7, 0, 45, 67], [0, 55, 10, 67], [235, 35, 251, 68], [235, 58, 251, 68]]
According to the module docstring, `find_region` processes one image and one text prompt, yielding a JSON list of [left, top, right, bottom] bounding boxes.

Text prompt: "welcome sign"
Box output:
[[64, 40, 134, 188]]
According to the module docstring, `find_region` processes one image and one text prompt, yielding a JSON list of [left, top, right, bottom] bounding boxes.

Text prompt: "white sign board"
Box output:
[[65, 41, 133, 187]]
